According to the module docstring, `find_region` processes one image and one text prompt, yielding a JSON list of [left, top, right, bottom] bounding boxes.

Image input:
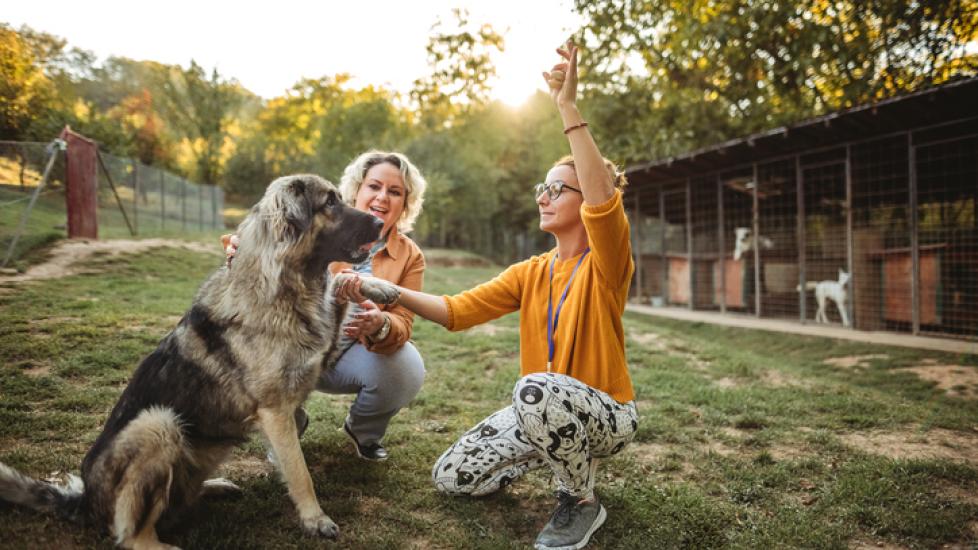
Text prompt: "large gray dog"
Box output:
[[0, 174, 399, 549]]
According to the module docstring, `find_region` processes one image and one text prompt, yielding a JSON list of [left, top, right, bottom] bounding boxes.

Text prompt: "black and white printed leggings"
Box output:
[[432, 373, 639, 499]]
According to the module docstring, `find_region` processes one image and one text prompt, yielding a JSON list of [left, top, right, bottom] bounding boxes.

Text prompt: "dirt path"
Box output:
[[0, 238, 219, 284]]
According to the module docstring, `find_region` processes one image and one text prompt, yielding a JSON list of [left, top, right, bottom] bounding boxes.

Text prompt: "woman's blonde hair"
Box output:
[[552, 155, 628, 190], [338, 151, 427, 233]]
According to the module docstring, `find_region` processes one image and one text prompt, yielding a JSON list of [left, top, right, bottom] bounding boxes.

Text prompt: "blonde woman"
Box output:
[[336, 43, 638, 550], [224, 151, 428, 461]]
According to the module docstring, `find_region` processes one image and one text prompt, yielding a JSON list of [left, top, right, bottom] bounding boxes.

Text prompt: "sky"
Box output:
[[4, 0, 585, 106]]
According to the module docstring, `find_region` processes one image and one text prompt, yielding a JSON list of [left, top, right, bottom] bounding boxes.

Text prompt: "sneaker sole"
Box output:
[[339, 424, 388, 462], [533, 504, 607, 550]]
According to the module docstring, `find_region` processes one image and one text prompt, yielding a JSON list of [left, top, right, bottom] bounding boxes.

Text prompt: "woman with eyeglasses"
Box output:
[[336, 41, 637, 550]]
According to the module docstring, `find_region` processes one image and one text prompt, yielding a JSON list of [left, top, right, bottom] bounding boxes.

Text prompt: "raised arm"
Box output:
[[543, 41, 614, 206]]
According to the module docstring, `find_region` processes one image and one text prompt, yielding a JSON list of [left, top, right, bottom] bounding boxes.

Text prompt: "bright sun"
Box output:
[[493, 78, 540, 107]]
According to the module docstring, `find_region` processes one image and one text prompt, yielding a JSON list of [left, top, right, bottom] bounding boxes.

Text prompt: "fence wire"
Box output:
[[0, 141, 224, 265], [626, 130, 978, 341]]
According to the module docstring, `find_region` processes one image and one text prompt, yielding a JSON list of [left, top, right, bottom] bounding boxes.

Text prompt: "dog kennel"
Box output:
[[625, 77, 978, 340]]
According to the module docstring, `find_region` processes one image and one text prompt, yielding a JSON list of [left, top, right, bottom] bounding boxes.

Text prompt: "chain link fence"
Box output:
[[1, 140, 224, 267]]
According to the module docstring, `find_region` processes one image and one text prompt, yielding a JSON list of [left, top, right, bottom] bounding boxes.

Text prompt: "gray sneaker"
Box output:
[[534, 491, 607, 550]]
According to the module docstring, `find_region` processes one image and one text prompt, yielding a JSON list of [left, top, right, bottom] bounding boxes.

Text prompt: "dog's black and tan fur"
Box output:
[[0, 174, 399, 549]]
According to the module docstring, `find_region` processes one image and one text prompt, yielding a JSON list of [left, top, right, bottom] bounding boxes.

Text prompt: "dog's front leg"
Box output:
[[257, 407, 338, 539]]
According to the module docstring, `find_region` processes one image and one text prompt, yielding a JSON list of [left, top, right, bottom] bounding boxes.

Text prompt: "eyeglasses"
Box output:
[[534, 180, 582, 201]]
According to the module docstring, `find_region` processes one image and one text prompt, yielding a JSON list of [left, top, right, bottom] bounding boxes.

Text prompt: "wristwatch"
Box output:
[[369, 313, 391, 343]]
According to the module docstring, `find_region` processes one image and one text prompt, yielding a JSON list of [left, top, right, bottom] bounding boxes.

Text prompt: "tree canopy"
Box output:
[[2, 2, 975, 260]]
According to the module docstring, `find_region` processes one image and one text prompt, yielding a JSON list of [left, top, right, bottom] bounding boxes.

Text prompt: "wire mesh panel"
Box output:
[[661, 182, 688, 305], [756, 159, 799, 319], [801, 148, 850, 326], [850, 136, 911, 332], [915, 135, 978, 338], [689, 176, 719, 310], [720, 168, 755, 312], [626, 186, 663, 304], [96, 152, 137, 237], [0, 141, 67, 265]]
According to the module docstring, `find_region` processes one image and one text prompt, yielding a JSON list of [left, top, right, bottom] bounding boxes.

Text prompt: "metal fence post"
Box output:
[[199, 182, 204, 230], [633, 193, 643, 302], [908, 132, 920, 334], [160, 170, 165, 231], [796, 155, 806, 322], [752, 163, 762, 317], [686, 178, 694, 310], [132, 160, 139, 236], [180, 178, 186, 231], [660, 187, 667, 305], [211, 184, 217, 229], [845, 144, 855, 328], [717, 174, 726, 314]]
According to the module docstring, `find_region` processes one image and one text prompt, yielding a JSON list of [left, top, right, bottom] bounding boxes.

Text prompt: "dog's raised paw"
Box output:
[[360, 280, 400, 305], [301, 514, 339, 539]]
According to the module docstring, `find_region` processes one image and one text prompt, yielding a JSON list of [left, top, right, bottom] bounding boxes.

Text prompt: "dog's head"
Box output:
[[236, 174, 383, 289], [733, 227, 751, 261]]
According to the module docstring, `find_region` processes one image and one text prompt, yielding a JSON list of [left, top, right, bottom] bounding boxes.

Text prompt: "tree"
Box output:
[[157, 61, 249, 185], [410, 8, 505, 127], [0, 25, 55, 139], [224, 76, 407, 198], [573, 0, 978, 164]]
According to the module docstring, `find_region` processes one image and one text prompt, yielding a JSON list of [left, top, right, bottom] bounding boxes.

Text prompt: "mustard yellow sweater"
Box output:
[[443, 191, 635, 403]]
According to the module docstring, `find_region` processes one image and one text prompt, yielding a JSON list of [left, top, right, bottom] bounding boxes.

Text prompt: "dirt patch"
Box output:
[[822, 354, 890, 369], [0, 238, 219, 283], [465, 324, 514, 337], [629, 442, 672, 464], [219, 455, 272, 479], [714, 377, 739, 388], [21, 363, 52, 377], [848, 539, 910, 550], [840, 426, 978, 465], [627, 329, 669, 351], [899, 364, 978, 399], [712, 370, 804, 389]]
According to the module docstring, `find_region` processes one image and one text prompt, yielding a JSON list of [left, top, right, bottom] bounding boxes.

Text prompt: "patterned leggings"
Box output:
[[432, 373, 639, 499]]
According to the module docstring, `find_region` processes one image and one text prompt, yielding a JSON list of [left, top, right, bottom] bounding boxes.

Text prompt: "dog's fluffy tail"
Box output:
[[795, 281, 819, 292], [0, 462, 84, 522]]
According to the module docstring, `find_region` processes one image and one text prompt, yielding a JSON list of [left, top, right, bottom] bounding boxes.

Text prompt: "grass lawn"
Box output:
[[1, 244, 977, 549]]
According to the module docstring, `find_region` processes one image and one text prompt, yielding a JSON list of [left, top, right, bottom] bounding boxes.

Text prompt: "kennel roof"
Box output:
[[625, 76, 978, 184]]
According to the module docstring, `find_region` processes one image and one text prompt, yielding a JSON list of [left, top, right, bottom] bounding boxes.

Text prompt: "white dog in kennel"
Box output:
[[799, 269, 851, 327], [733, 227, 774, 261]]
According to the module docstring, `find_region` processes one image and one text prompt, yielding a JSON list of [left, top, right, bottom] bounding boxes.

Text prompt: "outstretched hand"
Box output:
[[542, 40, 579, 108]]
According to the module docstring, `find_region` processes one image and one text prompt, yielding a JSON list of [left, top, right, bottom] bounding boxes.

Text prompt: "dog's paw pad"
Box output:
[[302, 514, 339, 539]]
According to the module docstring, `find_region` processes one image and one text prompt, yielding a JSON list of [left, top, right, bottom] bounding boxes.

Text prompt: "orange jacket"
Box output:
[[330, 227, 425, 355], [442, 191, 635, 403]]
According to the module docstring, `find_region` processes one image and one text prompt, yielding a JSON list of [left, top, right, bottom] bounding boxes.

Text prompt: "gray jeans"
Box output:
[[316, 342, 425, 445]]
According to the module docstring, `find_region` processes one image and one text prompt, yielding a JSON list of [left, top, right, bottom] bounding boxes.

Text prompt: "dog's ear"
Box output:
[[282, 177, 315, 239]]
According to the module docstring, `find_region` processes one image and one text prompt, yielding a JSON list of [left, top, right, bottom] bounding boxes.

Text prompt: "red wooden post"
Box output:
[[61, 127, 99, 239]]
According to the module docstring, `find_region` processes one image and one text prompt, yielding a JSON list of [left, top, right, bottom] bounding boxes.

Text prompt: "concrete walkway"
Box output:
[[626, 304, 978, 355]]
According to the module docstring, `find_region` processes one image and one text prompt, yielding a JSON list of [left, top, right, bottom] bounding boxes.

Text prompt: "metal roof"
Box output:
[[625, 77, 978, 183]]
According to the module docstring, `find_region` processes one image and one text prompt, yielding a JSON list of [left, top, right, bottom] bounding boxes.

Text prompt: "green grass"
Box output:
[[1, 247, 977, 549]]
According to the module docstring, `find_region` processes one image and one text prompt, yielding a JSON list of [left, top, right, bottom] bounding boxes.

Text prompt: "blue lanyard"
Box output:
[[546, 248, 590, 372]]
